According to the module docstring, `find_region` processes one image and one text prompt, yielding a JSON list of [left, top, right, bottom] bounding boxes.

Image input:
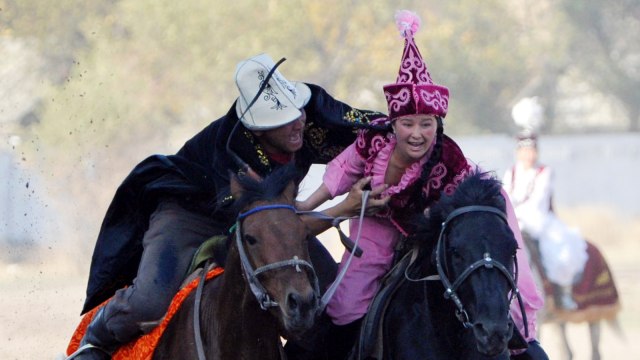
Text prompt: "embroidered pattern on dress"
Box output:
[[444, 167, 472, 195], [423, 162, 447, 198], [368, 134, 388, 157], [355, 131, 368, 149]]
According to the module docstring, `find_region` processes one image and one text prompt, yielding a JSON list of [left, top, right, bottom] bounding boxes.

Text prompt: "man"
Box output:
[[73, 54, 389, 359]]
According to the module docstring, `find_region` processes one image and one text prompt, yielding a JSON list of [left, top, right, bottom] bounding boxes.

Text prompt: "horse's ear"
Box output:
[[229, 171, 244, 199], [283, 180, 298, 204]]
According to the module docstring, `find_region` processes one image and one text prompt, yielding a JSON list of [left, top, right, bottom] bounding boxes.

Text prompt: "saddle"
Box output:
[[188, 234, 229, 274], [66, 236, 229, 359], [66, 267, 224, 359]]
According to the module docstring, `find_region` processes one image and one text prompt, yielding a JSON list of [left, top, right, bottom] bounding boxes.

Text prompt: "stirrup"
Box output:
[[65, 343, 110, 359]]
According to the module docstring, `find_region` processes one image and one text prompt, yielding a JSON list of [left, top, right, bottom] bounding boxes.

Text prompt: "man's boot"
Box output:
[[69, 308, 121, 360]]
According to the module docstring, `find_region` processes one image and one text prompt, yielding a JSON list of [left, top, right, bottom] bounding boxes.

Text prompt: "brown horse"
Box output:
[[153, 165, 320, 359], [524, 236, 623, 360]]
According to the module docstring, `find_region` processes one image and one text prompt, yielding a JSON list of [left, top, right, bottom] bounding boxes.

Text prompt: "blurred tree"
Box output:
[[3, 0, 636, 258], [501, 0, 573, 134], [6, 0, 559, 163], [422, 0, 533, 134], [560, 0, 640, 131], [0, 0, 112, 83]]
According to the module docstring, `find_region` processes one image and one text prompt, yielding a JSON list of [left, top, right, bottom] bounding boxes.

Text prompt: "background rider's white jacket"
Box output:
[[503, 163, 588, 287]]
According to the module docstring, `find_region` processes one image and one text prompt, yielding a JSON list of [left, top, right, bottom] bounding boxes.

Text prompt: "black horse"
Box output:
[[153, 165, 320, 359], [354, 172, 525, 360]]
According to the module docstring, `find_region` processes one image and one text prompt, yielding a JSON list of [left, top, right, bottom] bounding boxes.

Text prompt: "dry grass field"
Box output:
[[1, 207, 638, 360]]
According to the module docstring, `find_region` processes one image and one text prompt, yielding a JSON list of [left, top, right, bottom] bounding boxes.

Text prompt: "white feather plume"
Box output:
[[512, 97, 544, 132]]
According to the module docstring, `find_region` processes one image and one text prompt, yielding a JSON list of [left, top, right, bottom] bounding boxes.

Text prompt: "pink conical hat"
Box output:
[[383, 10, 449, 119]]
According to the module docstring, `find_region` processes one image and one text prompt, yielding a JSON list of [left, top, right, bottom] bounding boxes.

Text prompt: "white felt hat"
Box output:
[[235, 54, 311, 130]]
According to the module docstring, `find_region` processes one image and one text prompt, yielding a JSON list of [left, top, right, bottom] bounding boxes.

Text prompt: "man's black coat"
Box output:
[[82, 84, 385, 313]]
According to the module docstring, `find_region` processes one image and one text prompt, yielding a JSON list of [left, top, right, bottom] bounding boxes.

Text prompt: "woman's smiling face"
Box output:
[[392, 114, 438, 164]]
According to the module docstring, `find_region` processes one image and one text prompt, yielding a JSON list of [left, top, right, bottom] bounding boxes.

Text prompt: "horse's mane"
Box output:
[[232, 163, 302, 211], [411, 169, 506, 246]]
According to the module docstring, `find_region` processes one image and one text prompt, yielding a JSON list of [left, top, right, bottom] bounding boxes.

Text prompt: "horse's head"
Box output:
[[425, 171, 518, 356], [229, 164, 319, 337]]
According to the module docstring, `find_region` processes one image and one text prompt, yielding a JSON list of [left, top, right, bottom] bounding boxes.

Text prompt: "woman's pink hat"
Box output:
[[383, 10, 449, 119]]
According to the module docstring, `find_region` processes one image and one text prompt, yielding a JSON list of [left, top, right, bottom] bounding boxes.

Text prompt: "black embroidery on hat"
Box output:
[[258, 70, 287, 111], [273, 73, 298, 98]]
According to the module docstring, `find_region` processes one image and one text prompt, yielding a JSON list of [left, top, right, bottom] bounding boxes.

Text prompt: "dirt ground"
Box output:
[[1, 209, 638, 360]]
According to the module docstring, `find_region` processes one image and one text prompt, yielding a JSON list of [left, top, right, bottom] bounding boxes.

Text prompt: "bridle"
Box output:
[[406, 205, 529, 338], [234, 204, 320, 310], [230, 195, 371, 313], [193, 203, 320, 360]]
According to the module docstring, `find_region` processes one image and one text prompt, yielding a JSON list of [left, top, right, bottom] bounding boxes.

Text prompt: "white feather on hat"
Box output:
[[511, 97, 544, 132]]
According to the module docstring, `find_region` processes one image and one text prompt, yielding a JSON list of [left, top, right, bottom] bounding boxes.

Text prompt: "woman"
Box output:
[[296, 10, 547, 360], [503, 129, 588, 310]]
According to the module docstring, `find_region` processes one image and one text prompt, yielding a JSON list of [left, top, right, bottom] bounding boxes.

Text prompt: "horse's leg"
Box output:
[[558, 322, 573, 360], [589, 321, 601, 360]]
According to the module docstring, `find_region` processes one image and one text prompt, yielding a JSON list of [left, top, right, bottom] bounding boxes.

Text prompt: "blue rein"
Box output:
[[237, 204, 297, 220]]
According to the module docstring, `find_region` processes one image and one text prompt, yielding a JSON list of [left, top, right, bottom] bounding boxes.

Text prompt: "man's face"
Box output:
[[254, 109, 306, 155]]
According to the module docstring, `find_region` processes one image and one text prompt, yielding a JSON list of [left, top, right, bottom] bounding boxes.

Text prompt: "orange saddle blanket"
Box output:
[[66, 267, 223, 359]]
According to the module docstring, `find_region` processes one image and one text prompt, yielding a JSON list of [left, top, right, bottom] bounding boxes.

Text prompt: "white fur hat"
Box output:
[[235, 54, 311, 130]]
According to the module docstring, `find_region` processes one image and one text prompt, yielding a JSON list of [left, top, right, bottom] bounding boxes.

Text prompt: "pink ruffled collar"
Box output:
[[371, 134, 433, 197]]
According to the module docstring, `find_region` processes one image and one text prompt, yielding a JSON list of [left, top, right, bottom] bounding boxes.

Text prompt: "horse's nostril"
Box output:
[[473, 323, 488, 340], [473, 321, 511, 341], [288, 292, 300, 311], [287, 290, 318, 315]]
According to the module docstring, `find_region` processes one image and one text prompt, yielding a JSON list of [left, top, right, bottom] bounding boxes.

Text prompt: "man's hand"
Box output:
[[301, 177, 390, 236]]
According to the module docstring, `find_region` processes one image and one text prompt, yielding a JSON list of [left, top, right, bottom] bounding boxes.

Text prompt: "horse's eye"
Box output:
[[245, 234, 257, 245]]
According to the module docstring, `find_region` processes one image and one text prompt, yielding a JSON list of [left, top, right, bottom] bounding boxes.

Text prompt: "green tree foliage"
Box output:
[[3, 0, 636, 175]]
